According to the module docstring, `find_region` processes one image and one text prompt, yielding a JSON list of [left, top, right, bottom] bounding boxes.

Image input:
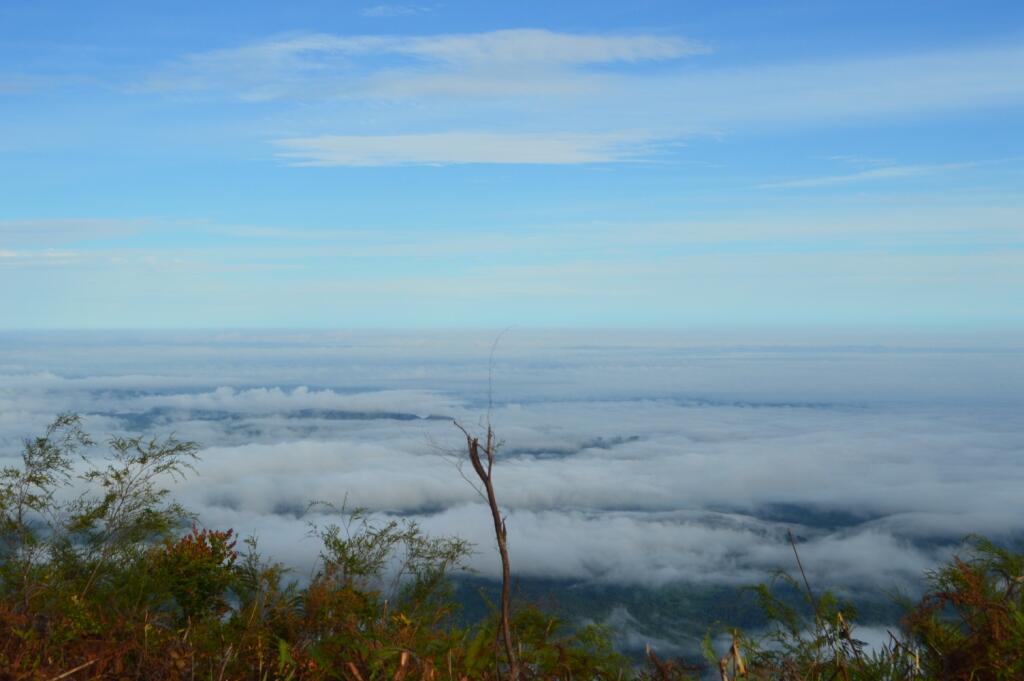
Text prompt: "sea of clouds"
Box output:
[[1, 329, 1022, 597]]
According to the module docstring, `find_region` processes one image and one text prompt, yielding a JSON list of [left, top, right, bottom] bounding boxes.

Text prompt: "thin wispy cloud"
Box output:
[[361, 4, 436, 18], [758, 162, 980, 189], [139, 35, 1024, 119], [274, 131, 660, 166], [633, 45, 1024, 135], [0, 219, 145, 246], [825, 155, 894, 167], [0, 249, 90, 267], [140, 29, 706, 101]]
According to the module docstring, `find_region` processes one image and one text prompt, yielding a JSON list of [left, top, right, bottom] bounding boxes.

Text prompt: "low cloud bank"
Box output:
[[1, 330, 1021, 592]]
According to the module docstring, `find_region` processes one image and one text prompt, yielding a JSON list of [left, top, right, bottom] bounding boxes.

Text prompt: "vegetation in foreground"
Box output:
[[1, 415, 1022, 680]]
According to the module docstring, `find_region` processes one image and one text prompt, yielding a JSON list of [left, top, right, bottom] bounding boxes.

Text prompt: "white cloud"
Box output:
[[135, 385, 459, 418], [142, 35, 1024, 127], [391, 29, 701, 66], [274, 131, 659, 166], [661, 45, 1024, 129], [0, 218, 143, 247], [0, 249, 89, 267], [361, 4, 435, 18], [3, 331, 1022, 590], [141, 29, 705, 101], [758, 161, 997, 189], [132, 31, 1024, 164]]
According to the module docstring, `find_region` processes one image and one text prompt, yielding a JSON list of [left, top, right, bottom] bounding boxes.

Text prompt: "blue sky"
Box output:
[[1, 1, 1022, 329]]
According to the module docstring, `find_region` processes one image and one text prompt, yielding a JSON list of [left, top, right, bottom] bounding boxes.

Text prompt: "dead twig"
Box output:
[[454, 421, 519, 681], [46, 658, 98, 681]]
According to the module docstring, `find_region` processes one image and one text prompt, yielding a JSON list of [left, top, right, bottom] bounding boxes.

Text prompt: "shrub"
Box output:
[[2, 415, 1023, 680], [903, 536, 1024, 680]]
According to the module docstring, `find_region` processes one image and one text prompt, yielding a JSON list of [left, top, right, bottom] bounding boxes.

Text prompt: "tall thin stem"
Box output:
[[457, 422, 518, 681]]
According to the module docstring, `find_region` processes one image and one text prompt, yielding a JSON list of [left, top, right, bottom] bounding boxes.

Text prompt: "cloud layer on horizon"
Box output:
[[1, 331, 1021, 592]]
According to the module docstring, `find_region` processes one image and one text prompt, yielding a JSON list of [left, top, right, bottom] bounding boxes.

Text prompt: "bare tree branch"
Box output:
[[455, 420, 518, 681]]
